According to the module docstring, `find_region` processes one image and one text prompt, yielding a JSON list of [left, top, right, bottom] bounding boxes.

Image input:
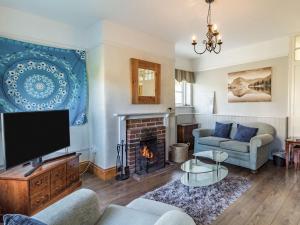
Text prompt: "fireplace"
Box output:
[[135, 137, 165, 175], [126, 118, 166, 174]]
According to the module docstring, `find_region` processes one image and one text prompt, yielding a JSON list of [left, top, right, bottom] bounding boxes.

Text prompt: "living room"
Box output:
[[0, 0, 299, 225]]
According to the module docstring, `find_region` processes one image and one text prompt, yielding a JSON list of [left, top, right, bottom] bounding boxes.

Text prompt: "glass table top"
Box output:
[[181, 159, 218, 174], [180, 150, 229, 187], [193, 150, 228, 163], [181, 166, 228, 187]]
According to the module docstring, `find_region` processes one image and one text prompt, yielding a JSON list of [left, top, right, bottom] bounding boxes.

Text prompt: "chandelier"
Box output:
[[192, 0, 223, 55]]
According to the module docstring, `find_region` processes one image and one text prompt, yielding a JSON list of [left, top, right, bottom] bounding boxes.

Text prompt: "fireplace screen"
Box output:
[[135, 137, 165, 175]]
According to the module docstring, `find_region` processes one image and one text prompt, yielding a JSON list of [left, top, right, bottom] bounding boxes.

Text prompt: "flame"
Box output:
[[140, 145, 154, 159]]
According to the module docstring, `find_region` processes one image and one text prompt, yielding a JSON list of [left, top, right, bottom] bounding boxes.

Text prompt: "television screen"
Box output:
[[2, 110, 70, 169]]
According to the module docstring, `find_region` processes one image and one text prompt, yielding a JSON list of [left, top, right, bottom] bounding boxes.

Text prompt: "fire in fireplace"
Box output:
[[135, 137, 165, 175], [140, 145, 154, 160]]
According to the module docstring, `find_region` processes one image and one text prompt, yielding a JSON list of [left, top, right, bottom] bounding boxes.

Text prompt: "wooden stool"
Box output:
[[293, 148, 300, 170]]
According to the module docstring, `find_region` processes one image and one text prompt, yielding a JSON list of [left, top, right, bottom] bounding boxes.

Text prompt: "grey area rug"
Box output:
[[143, 176, 251, 225]]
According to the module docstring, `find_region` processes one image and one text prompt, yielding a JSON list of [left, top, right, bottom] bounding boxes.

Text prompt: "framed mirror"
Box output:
[[131, 58, 161, 104]]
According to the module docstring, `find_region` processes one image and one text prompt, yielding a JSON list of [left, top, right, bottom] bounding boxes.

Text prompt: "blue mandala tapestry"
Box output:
[[0, 37, 88, 126]]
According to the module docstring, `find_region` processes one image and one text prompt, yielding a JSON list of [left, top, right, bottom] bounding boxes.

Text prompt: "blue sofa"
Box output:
[[192, 122, 275, 172]]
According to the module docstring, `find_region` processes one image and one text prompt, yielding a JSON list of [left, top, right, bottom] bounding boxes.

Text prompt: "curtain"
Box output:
[[175, 69, 195, 83]]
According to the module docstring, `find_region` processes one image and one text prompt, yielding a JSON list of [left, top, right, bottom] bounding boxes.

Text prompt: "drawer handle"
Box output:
[[35, 196, 46, 204], [35, 180, 42, 186], [55, 186, 62, 192]]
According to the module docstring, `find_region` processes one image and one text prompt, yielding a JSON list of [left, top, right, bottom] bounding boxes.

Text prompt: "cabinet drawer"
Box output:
[[30, 191, 50, 212], [30, 172, 50, 195], [66, 157, 79, 187], [51, 164, 66, 181], [66, 172, 79, 187], [51, 164, 66, 197], [67, 158, 79, 176], [51, 180, 66, 197]]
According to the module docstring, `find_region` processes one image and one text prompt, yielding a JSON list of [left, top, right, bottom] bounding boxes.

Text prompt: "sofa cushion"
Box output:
[[213, 122, 232, 138], [198, 136, 230, 147], [4, 214, 47, 225], [127, 198, 183, 216], [154, 210, 196, 225], [220, 140, 250, 153], [234, 124, 258, 142], [97, 204, 159, 225]]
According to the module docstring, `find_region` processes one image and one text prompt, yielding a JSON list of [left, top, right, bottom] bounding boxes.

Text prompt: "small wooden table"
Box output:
[[285, 137, 300, 169], [177, 123, 199, 150]]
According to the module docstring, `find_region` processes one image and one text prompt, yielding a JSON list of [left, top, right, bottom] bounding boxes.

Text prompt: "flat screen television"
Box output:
[[1, 110, 70, 169]]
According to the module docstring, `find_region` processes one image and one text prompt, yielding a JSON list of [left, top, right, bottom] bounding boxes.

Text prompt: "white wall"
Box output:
[[288, 35, 300, 137], [86, 21, 176, 169], [193, 57, 289, 117], [0, 6, 91, 161], [0, 6, 86, 49]]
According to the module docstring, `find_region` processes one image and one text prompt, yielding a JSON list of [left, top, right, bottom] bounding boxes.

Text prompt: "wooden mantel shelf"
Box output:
[[113, 111, 174, 119]]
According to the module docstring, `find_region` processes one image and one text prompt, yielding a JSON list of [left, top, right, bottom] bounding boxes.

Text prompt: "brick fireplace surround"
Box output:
[[126, 118, 166, 174]]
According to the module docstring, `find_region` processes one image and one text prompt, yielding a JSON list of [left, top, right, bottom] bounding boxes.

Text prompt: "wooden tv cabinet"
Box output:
[[0, 154, 81, 217]]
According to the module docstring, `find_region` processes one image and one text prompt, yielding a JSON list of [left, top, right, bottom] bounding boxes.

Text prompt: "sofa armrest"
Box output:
[[32, 189, 101, 225], [192, 128, 213, 138], [250, 134, 274, 148], [154, 210, 196, 225]]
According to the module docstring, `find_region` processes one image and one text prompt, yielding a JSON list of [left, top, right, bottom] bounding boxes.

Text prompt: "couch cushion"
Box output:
[[154, 210, 196, 225], [4, 214, 46, 225], [198, 136, 230, 147], [220, 140, 250, 153], [127, 198, 183, 216], [234, 124, 258, 142], [97, 204, 159, 225], [213, 122, 232, 138]]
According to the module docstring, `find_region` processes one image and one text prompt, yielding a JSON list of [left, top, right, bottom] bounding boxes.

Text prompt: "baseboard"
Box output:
[[80, 161, 116, 181]]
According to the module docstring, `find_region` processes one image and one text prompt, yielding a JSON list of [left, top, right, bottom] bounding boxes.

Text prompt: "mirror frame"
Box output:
[[131, 58, 161, 104]]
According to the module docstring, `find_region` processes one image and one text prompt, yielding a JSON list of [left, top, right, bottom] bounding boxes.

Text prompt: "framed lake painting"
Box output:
[[228, 67, 272, 103]]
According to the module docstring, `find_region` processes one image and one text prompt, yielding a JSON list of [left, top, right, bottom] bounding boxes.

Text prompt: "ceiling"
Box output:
[[1, 0, 300, 58]]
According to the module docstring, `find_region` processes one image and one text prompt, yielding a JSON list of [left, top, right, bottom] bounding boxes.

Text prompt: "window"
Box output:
[[175, 80, 192, 106]]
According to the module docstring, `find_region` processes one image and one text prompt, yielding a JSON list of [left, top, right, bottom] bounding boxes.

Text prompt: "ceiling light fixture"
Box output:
[[192, 0, 223, 55]]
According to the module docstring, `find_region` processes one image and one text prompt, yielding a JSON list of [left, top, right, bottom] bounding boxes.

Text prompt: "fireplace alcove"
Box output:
[[135, 137, 165, 175], [126, 117, 166, 174]]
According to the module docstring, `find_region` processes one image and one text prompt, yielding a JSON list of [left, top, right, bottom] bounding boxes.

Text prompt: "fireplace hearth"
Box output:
[[126, 118, 166, 174], [135, 137, 165, 175]]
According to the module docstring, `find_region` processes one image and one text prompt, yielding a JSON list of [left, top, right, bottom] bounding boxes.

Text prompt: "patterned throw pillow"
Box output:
[[234, 124, 258, 142], [3, 214, 47, 225], [213, 122, 233, 138]]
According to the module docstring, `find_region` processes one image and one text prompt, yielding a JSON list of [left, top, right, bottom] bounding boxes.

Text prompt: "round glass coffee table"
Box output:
[[180, 150, 229, 187]]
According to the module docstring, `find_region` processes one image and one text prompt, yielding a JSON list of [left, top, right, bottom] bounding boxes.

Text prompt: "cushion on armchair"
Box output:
[[4, 214, 47, 225], [213, 122, 232, 138], [234, 124, 258, 142]]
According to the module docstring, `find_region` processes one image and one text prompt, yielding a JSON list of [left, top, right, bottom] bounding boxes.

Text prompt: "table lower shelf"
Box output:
[[181, 166, 228, 187]]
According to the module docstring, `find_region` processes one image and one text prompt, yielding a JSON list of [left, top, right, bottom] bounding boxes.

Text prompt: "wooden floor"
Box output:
[[82, 161, 300, 225]]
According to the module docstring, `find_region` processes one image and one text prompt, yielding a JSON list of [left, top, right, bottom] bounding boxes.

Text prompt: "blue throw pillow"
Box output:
[[4, 214, 47, 225], [234, 124, 258, 142], [213, 122, 232, 138]]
